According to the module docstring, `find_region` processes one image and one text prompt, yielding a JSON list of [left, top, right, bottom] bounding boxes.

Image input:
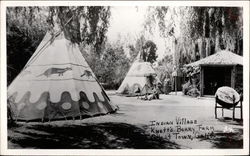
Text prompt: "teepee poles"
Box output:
[[24, 7, 80, 69]]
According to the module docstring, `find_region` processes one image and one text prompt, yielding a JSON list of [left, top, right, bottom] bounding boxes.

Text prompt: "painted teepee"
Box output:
[[8, 31, 117, 121], [117, 52, 157, 95]]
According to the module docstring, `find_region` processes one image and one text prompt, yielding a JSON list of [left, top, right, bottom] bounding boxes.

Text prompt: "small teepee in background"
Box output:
[[117, 52, 157, 95], [8, 31, 117, 122]]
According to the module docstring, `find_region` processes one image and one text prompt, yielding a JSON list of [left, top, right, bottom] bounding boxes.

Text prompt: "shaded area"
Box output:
[[210, 128, 243, 149], [217, 117, 243, 126], [198, 118, 243, 149], [212, 118, 243, 148], [8, 122, 180, 149], [7, 94, 244, 149]]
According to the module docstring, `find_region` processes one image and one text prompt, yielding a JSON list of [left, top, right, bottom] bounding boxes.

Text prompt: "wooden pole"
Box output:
[[231, 65, 236, 89], [200, 67, 204, 96], [215, 97, 217, 119], [240, 100, 243, 120], [175, 76, 177, 95]]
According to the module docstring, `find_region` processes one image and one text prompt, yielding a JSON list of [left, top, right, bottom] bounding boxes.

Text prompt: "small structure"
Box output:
[[117, 53, 157, 96], [186, 50, 243, 96]]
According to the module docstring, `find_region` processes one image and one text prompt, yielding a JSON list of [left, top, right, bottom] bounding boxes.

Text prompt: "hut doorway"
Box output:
[[203, 66, 232, 95]]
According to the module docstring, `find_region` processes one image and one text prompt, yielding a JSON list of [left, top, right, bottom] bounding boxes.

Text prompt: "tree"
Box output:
[[47, 6, 111, 57], [128, 35, 146, 62], [95, 43, 130, 89], [7, 6, 111, 84], [142, 40, 158, 63], [128, 44, 137, 62], [7, 7, 48, 85], [157, 54, 174, 82], [144, 6, 243, 95], [128, 36, 158, 64], [144, 6, 243, 69]]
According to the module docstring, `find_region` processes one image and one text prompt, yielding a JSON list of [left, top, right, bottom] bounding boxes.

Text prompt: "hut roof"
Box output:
[[186, 50, 243, 67]]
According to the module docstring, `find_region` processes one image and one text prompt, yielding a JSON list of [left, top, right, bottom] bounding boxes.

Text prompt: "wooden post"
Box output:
[[175, 76, 177, 95], [240, 101, 243, 120], [231, 65, 236, 89], [233, 107, 235, 120], [215, 97, 217, 119], [200, 67, 204, 96], [240, 94, 243, 120], [232, 95, 235, 120]]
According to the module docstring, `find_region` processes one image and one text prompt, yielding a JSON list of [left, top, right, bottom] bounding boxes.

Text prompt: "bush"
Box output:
[[187, 87, 200, 97], [182, 80, 200, 97], [182, 81, 192, 95]]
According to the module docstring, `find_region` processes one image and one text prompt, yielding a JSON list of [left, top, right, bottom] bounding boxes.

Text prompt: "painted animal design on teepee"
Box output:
[[37, 67, 72, 77], [8, 31, 117, 122], [81, 70, 93, 78]]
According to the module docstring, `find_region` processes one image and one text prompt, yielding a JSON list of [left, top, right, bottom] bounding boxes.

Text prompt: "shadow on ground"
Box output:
[[210, 128, 243, 148], [211, 118, 243, 149], [8, 122, 180, 149], [217, 117, 243, 126], [198, 117, 243, 149]]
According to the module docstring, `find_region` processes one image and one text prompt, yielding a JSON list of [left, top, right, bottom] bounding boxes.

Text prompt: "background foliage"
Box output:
[[7, 6, 243, 91], [7, 6, 113, 85]]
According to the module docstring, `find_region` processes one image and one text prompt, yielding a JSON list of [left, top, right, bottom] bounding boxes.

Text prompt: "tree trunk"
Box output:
[[205, 38, 210, 57], [215, 35, 221, 52]]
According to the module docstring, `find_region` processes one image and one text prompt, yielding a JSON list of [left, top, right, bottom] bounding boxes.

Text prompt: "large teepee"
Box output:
[[117, 53, 157, 95], [7, 31, 117, 122]]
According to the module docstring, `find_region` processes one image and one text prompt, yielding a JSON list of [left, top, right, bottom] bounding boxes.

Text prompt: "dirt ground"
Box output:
[[8, 91, 243, 149]]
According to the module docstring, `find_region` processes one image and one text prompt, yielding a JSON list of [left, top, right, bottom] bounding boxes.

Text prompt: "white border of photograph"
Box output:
[[0, 1, 249, 155]]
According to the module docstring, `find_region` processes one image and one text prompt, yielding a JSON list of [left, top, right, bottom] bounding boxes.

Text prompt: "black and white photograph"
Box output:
[[0, 0, 249, 155]]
